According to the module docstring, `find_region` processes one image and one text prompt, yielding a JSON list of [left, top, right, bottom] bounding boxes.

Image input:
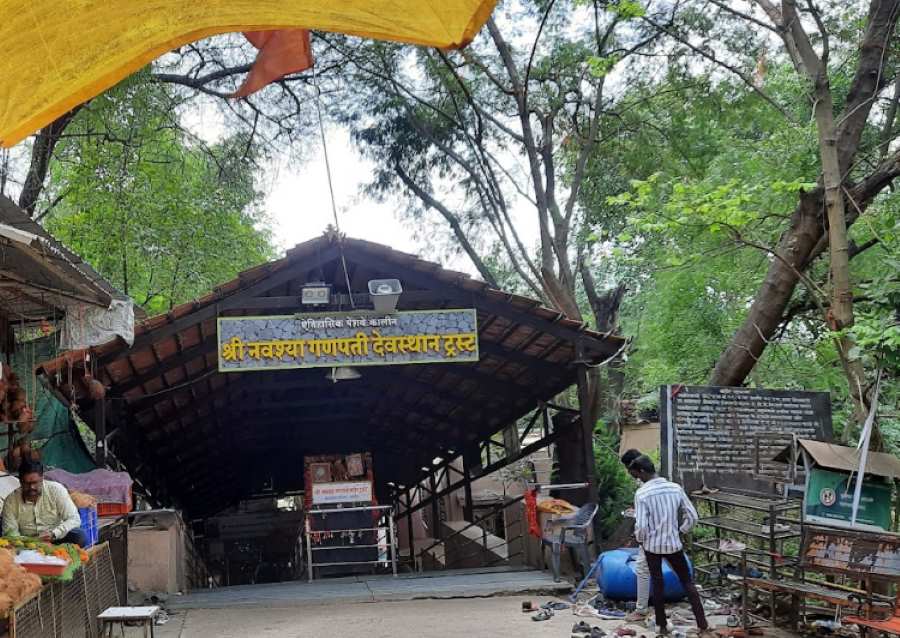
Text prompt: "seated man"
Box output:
[[1, 460, 86, 546]]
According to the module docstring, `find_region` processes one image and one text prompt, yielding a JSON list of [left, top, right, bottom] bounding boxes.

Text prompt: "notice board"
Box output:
[[659, 385, 832, 491], [806, 468, 893, 530]]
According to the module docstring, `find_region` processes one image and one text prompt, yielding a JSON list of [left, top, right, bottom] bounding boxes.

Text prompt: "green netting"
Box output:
[[1, 335, 96, 474]]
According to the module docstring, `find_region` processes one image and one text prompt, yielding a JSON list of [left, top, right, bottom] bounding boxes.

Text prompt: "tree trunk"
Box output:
[[810, 78, 871, 440], [18, 108, 80, 215], [712, 0, 899, 387], [710, 190, 823, 385]]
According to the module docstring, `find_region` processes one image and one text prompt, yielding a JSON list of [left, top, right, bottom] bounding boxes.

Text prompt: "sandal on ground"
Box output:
[[532, 609, 554, 622], [573, 621, 593, 634]]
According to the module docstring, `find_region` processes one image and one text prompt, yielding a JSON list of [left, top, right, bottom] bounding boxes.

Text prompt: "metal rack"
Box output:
[[304, 504, 397, 582], [690, 489, 803, 626]]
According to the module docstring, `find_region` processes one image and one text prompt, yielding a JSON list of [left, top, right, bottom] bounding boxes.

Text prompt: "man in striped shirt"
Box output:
[[629, 455, 710, 637]]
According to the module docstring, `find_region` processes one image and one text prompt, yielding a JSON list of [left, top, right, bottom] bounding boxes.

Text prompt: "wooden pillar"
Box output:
[[462, 456, 474, 523], [429, 472, 442, 540], [95, 398, 107, 467], [575, 359, 599, 508], [502, 424, 520, 458], [405, 492, 416, 569]]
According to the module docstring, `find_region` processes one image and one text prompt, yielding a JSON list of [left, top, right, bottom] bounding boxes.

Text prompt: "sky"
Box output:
[[260, 122, 540, 278], [264, 126, 421, 255]]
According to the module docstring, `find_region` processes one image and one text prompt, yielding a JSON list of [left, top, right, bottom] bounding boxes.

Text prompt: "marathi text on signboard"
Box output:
[[217, 309, 478, 372], [312, 481, 374, 505], [660, 385, 832, 491]]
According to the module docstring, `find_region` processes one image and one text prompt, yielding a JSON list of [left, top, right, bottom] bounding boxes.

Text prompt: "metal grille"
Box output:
[[9, 591, 49, 638], [92, 544, 120, 619], [59, 575, 90, 638], [12, 543, 120, 638]]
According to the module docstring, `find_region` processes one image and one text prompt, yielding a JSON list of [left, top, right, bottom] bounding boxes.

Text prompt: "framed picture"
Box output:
[[310, 463, 332, 484], [346, 454, 364, 477]]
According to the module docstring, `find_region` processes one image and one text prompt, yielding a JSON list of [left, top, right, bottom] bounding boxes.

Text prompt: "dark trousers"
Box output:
[[56, 528, 88, 547], [645, 549, 708, 631]]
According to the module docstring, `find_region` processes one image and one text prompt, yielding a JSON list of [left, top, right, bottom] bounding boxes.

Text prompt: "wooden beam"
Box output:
[[117, 338, 218, 394], [232, 290, 467, 311], [126, 365, 336, 415], [478, 340, 565, 377]]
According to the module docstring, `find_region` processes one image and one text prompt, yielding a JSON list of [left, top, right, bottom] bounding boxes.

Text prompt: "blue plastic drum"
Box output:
[[597, 548, 690, 602]]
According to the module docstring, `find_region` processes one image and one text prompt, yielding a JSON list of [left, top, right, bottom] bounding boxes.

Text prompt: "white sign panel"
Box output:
[[312, 481, 373, 505]]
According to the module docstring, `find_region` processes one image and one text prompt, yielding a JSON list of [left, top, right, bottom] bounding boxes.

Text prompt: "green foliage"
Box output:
[[43, 72, 275, 315], [588, 54, 623, 78], [593, 421, 636, 538], [579, 55, 899, 442], [609, 0, 646, 18]]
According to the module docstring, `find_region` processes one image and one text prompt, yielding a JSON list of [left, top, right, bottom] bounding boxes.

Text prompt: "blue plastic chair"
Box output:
[[542, 503, 597, 582]]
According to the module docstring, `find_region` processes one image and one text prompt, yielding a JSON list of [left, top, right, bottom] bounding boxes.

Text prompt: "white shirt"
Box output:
[[633, 477, 698, 554], [1, 479, 81, 540]]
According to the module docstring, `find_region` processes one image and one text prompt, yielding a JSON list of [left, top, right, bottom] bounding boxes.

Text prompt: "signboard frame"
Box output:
[[311, 481, 374, 505], [804, 467, 892, 530], [217, 308, 479, 372]]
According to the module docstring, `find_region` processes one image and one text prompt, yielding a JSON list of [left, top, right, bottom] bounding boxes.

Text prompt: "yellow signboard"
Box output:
[[217, 309, 479, 372]]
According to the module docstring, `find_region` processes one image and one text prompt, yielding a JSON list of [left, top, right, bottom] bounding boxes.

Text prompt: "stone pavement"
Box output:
[[153, 596, 780, 638], [153, 597, 646, 638], [165, 568, 569, 610]]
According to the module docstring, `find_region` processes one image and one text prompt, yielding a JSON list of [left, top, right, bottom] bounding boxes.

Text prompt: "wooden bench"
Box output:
[[845, 591, 900, 637], [741, 524, 900, 629], [98, 606, 160, 637]]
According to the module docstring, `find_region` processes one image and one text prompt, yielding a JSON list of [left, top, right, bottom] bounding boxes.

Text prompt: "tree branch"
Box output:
[[394, 164, 499, 287], [644, 13, 797, 122]]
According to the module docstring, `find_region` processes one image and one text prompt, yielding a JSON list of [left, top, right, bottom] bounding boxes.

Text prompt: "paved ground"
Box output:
[[155, 596, 697, 638], [165, 568, 570, 610], [136, 570, 792, 638]]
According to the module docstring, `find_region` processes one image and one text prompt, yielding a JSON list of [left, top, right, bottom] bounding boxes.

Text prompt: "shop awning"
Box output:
[[774, 439, 900, 480], [0, 0, 498, 147], [37, 233, 624, 516], [0, 195, 123, 321]]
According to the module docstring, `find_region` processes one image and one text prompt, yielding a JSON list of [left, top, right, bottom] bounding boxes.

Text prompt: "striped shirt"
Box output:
[[633, 477, 698, 555]]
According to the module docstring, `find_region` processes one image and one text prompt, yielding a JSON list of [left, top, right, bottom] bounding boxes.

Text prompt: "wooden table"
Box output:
[[98, 606, 160, 637]]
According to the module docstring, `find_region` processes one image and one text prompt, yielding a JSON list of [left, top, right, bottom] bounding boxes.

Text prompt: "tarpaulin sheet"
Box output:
[[59, 299, 135, 350], [0, 0, 498, 147], [1, 336, 96, 474], [44, 468, 132, 505]]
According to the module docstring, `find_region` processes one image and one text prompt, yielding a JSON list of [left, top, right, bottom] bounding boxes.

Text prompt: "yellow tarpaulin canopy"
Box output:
[[0, 0, 498, 147]]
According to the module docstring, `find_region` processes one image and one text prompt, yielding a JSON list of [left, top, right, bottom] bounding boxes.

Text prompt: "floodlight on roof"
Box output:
[[301, 282, 331, 306], [368, 278, 402, 313]]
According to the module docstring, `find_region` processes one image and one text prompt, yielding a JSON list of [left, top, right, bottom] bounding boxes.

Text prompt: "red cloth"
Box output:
[[524, 488, 541, 538], [233, 29, 313, 98]]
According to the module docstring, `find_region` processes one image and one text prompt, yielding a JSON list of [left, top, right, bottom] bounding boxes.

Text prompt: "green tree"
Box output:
[[43, 73, 275, 314], [582, 62, 900, 449]]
